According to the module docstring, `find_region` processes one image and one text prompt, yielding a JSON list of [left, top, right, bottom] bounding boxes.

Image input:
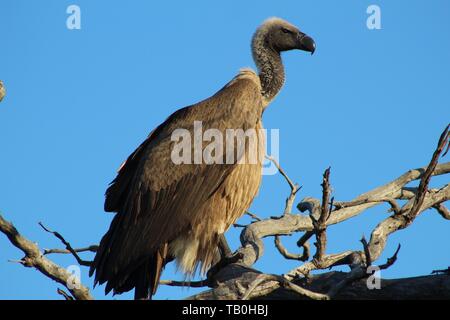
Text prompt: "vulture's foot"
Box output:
[[207, 251, 244, 280]]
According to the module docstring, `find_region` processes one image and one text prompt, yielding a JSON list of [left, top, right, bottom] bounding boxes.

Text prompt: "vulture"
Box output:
[[90, 17, 315, 299], [0, 81, 5, 102]]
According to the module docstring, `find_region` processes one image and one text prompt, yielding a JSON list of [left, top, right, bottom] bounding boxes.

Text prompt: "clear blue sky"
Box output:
[[0, 0, 449, 300]]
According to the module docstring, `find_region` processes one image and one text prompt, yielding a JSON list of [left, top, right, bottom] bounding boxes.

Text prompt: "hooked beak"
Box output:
[[297, 33, 316, 55]]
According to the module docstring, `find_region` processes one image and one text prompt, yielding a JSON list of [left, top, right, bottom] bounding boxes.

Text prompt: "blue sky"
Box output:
[[0, 0, 449, 300]]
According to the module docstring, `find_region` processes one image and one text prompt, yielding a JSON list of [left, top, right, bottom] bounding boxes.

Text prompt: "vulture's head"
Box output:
[[253, 17, 316, 55]]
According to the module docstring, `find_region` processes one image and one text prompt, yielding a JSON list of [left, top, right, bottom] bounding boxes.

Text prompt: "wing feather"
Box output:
[[91, 72, 263, 291]]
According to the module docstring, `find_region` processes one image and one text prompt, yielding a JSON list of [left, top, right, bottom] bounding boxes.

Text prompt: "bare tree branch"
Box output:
[[378, 244, 401, 270], [274, 235, 308, 261], [266, 155, 301, 215], [245, 211, 262, 222], [0, 213, 93, 300], [44, 245, 98, 256], [360, 236, 372, 267], [335, 197, 401, 214], [433, 203, 450, 220], [401, 124, 449, 222], [312, 168, 332, 265], [189, 126, 450, 300], [38, 222, 93, 267], [57, 288, 74, 300], [159, 279, 210, 288]]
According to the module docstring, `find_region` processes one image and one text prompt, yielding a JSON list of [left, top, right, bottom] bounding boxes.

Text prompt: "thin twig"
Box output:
[[233, 223, 246, 228], [360, 236, 372, 267], [44, 245, 98, 255], [159, 279, 210, 288], [245, 211, 262, 221], [274, 235, 308, 261], [57, 288, 74, 300], [334, 198, 401, 214], [38, 222, 92, 267], [266, 155, 297, 191], [378, 244, 401, 270], [266, 155, 301, 215]]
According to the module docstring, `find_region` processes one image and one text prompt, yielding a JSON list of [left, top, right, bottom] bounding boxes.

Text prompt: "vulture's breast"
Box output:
[[170, 120, 265, 274]]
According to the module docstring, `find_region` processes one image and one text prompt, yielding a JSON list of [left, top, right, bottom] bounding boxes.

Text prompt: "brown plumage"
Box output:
[[90, 17, 315, 299], [0, 80, 5, 102]]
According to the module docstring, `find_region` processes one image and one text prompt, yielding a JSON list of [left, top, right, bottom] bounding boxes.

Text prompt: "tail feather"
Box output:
[[90, 206, 170, 298], [133, 243, 169, 299], [91, 241, 169, 299]]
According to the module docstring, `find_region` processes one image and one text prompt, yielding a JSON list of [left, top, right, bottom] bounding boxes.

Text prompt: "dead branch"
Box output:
[[284, 251, 358, 281], [159, 279, 210, 288], [38, 222, 93, 266], [290, 126, 448, 298], [295, 231, 313, 261], [0, 214, 93, 300], [233, 162, 449, 269], [274, 235, 308, 261], [433, 203, 450, 220], [44, 245, 98, 256], [57, 288, 74, 300], [312, 167, 332, 265], [360, 236, 372, 267], [266, 155, 301, 215], [401, 124, 449, 222], [245, 211, 262, 221], [189, 126, 449, 300], [363, 126, 449, 264], [334, 198, 401, 214], [378, 244, 401, 270]]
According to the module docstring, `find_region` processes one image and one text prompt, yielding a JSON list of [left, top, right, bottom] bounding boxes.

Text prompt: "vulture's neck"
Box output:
[[252, 34, 285, 107]]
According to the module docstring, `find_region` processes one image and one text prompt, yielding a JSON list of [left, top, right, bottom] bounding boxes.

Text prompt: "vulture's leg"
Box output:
[[210, 234, 231, 269], [218, 234, 232, 258], [207, 235, 243, 279]]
